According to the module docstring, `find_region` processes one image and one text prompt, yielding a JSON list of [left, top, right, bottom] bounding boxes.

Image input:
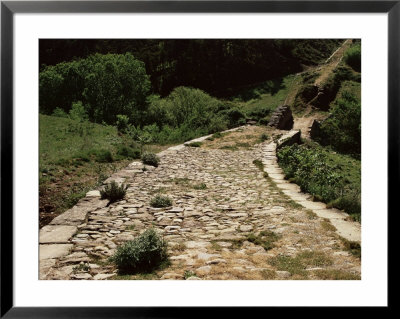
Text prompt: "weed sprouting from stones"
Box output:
[[141, 152, 160, 167], [110, 228, 168, 274], [150, 195, 173, 208], [100, 181, 128, 203], [252, 159, 264, 171]]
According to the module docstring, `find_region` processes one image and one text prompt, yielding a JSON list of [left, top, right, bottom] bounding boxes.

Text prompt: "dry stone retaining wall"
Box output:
[[263, 130, 361, 242]]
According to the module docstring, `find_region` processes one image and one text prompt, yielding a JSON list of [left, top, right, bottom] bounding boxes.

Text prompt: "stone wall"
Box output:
[[268, 105, 294, 130]]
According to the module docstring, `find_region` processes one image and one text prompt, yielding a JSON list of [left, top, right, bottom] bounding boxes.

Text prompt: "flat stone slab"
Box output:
[[313, 208, 348, 220], [50, 199, 107, 226], [296, 200, 327, 210], [39, 259, 56, 280], [268, 173, 285, 180], [86, 190, 101, 197], [40, 225, 77, 244], [281, 189, 311, 201], [274, 182, 301, 192], [330, 218, 361, 242], [40, 244, 73, 260]]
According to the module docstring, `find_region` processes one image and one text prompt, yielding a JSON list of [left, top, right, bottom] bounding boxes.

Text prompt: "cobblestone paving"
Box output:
[[40, 128, 361, 280]]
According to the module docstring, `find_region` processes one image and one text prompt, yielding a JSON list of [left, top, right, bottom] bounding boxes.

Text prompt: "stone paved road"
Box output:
[[40, 127, 361, 280]]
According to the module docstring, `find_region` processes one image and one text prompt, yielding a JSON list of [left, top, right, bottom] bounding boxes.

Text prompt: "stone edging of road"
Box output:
[[261, 130, 361, 242]]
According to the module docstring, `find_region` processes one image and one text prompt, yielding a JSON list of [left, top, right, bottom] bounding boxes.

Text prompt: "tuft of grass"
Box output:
[[72, 263, 90, 273], [110, 228, 168, 274], [314, 269, 360, 280], [252, 159, 264, 171], [100, 181, 128, 203], [269, 250, 333, 277], [184, 270, 197, 279], [172, 242, 186, 252], [339, 237, 361, 258], [247, 230, 280, 251], [172, 177, 190, 185], [219, 145, 238, 151], [260, 269, 276, 279], [306, 210, 318, 220], [141, 152, 160, 167], [185, 141, 202, 147], [320, 219, 337, 232], [260, 133, 269, 142], [150, 195, 173, 208], [116, 145, 141, 159], [210, 241, 222, 251], [269, 255, 307, 277], [193, 183, 207, 190], [88, 149, 113, 163]]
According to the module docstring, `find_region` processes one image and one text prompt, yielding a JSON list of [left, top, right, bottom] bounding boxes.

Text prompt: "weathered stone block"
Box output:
[[40, 244, 73, 260], [39, 225, 77, 244]]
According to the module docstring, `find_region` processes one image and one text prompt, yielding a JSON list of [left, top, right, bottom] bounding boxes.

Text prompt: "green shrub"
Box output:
[[316, 91, 361, 156], [91, 149, 113, 163], [185, 141, 202, 147], [277, 142, 360, 219], [116, 145, 141, 159], [141, 152, 160, 167], [260, 133, 269, 142], [344, 44, 361, 72], [39, 53, 151, 125], [111, 228, 168, 274], [100, 181, 128, 203], [116, 114, 130, 133], [150, 195, 172, 208], [69, 101, 88, 122], [52, 107, 68, 118]]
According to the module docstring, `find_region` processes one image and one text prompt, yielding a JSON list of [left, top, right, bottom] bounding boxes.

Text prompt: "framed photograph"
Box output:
[[1, 0, 394, 316]]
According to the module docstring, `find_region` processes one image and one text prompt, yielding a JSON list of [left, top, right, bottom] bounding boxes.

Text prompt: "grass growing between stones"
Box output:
[[185, 141, 203, 147], [150, 195, 173, 208], [313, 269, 360, 280], [247, 230, 281, 251], [339, 237, 361, 259], [252, 159, 264, 171], [320, 219, 337, 232], [110, 228, 169, 275], [100, 181, 128, 204], [269, 251, 333, 278], [184, 270, 197, 279]]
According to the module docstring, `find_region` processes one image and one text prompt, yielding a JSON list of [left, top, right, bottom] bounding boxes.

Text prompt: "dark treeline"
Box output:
[[40, 39, 342, 97]]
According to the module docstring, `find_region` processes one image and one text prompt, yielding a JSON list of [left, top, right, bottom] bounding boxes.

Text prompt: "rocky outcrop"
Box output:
[[268, 105, 294, 130], [276, 130, 301, 149]]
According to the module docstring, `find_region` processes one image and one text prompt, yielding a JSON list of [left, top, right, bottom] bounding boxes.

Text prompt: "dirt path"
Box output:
[[291, 39, 353, 138], [314, 39, 353, 87], [40, 126, 360, 280]]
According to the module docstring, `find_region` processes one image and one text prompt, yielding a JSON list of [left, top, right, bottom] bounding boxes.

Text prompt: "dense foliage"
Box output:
[[40, 53, 150, 124], [40, 39, 342, 97], [111, 228, 168, 274], [316, 91, 361, 157], [344, 43, 361, 72], [277, 142, 361, 220]]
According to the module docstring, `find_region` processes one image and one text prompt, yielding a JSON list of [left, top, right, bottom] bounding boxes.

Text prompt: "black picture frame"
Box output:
[[1, 0, 395, 317]]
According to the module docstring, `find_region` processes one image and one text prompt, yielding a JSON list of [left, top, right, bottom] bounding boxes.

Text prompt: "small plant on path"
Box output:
[[110, 228, 168, 274], [150, 195, 173, 208], [100, 181, 128, 203], [141, 152, 160, 167]]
